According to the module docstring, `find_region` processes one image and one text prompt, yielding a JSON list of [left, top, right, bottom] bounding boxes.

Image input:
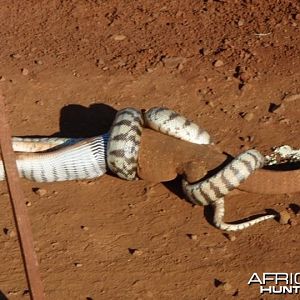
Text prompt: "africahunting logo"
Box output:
[[248, 273, 300, 294]]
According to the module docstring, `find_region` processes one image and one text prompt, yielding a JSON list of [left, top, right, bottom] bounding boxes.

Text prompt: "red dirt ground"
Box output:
[[0, 1, 300, 299]]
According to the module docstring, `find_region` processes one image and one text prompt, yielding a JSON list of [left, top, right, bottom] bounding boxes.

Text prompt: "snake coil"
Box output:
[[106, 107, 276, 231]]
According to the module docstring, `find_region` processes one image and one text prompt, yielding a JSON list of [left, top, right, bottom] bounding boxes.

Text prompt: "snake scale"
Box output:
[[0, 107, 276, 231]]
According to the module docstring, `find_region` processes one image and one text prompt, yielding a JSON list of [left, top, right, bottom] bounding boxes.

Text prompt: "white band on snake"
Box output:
[[0, 107, 276, 231]]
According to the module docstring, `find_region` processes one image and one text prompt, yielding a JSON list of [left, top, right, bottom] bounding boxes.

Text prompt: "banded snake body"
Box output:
[[0, 107, 276, 231]]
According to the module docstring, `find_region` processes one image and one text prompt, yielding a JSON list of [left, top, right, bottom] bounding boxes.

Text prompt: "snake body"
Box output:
[[182, 150, 275, 231], [11, 136, 82, 152], [144, 107, 212, 145], [0, 107, 276, 231], [107, 108, 143, 180], [1, 136, 108, 182]]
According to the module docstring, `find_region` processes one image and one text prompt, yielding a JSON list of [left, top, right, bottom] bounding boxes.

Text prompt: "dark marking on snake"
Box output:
[[208, 180, 224, 199], [109, 149, 125, 158]]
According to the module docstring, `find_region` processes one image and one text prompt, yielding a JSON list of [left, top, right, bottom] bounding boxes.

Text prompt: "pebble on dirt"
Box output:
[[21, 68, 29, 75], [113, 34, 127, 41], [241, 112, 254, 121], [213, 60, 224, 67], [74, 262, 83, 267], [205, 100, 215, 107], [3, 228, 16, 238], [199, 48, 210, 56], [223, 233, 236, 241], [10, 53, 21, 59], [187, 233, 198, 240], [237, 19, 245, 26], [162, 56, 186, 69], [128, 248, 143, 256], [32, 187, 47, 197], [268, 103, 285, 113], [222, 282, 238, 296], [289, 219, 298, 226]]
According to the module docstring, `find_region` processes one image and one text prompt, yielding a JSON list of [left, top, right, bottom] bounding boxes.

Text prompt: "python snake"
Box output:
[[0, 107, 276, 231]]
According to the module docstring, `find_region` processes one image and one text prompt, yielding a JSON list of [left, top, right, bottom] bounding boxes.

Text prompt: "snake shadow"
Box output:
[[54, 103, 117, 137], [163, 157, 233, 225], [164, 168, 279, 228], [0, 291, 8, 300], [163, 177, 218, 226], [163, 176, 219, 225]]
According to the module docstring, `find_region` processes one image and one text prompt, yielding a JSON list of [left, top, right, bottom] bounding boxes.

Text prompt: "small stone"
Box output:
[[7, 290, 20, 296], [289, 219, 297, 226], [146, 67, 154, 73], [74, 262, 83, 267], [26, 201, 32, 207], [268, 103, 285, 113], [11, 53, 21, 59], [241, 112, 254, 121], [187, 233, 198, 240], [33, 188, 47, 197], [279, 210, 291, 225], [248, 136, 255, 142], [21, 68, 29, 76], [240, 71, 251, 82], [229, 235, 236, 241], [205, 101, 215, 107], [133, 249, 143, 256], [223, 282, 232, 291], [223, 233, 236, 241], [0, 76, 5, 81], [213, 60, 224, 67], [238, 19, 245, 26], [239, 82, 251, 93], [177, 62, 184, 71], [128, 248, 143, 256], [162, 56, 186, 69], [81, 225, 89, 231], [35, 99, 44, 105], [113, 34, 127, 41], [279, 118, 290, 124], [222, 282, 238, 296], [8, 229, 16, 238], [73, 71, 80, 77], [200, 48, 210, 56], [95, 58, 105, 67], [259, 115, 272, 124], [34, 60, 43, 65], [86, 180, 96, 185]]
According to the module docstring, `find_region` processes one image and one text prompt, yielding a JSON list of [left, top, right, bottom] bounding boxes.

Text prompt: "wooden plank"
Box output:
[[0, 92, 45, 300]]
